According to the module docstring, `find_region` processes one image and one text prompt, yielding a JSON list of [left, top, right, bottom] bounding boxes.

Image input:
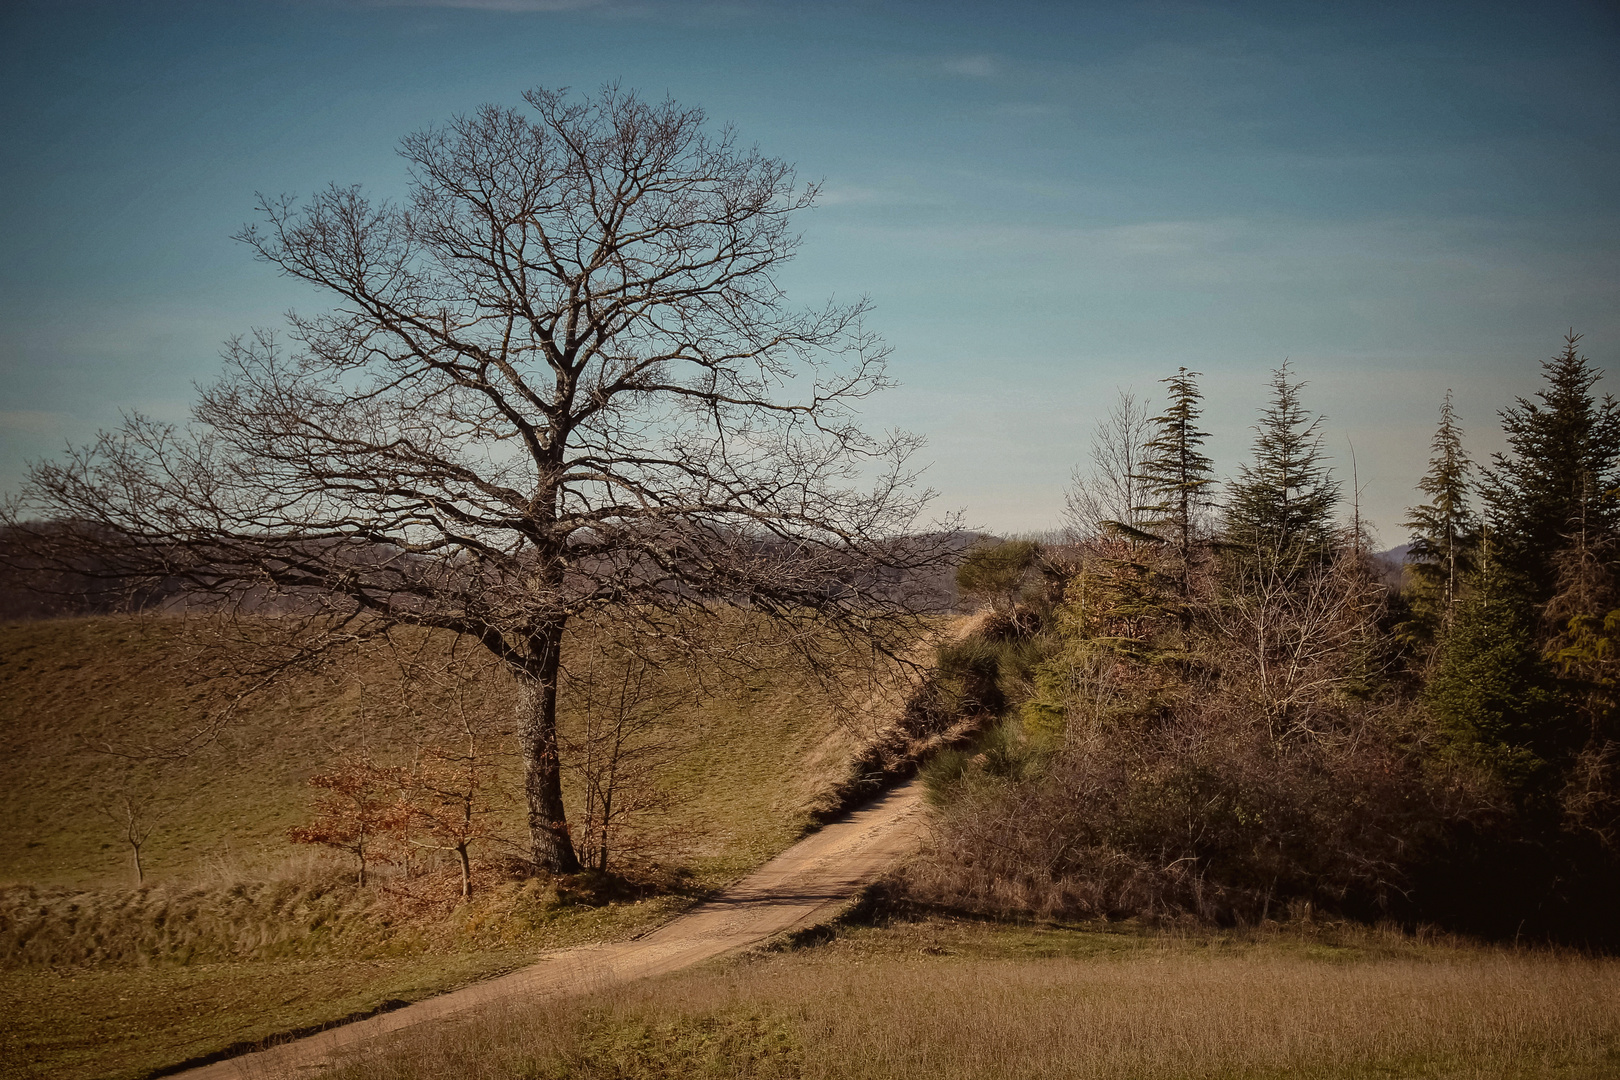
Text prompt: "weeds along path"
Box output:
[[179, 781, 928, 1080]]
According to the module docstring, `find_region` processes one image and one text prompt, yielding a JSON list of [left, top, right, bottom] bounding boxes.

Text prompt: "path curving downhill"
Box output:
[[178, 781, 928, 1079]]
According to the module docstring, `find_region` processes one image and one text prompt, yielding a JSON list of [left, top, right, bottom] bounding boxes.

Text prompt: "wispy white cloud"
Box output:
[[360, 0, 606, 11], [942, 54, 998, 78], [0, 411, 68, 436]]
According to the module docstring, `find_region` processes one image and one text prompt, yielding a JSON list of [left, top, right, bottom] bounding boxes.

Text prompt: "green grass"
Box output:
[[0, 953, 525, 1080], [0, 615, 871, 1080], [320, 916, 1620, 1080]]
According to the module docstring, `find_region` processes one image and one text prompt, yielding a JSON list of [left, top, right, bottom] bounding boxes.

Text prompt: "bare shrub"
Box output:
[[1213, 542, 1392, 737], [904, 543, 1484, 925], [904, 703, 1451, 924], [561, 633, 689, 873], [1063, 390, 1153, 541]]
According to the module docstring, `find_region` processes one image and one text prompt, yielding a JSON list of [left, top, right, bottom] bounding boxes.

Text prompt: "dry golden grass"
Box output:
[[318, 918, 1620, 1080], [0, 616, 861, 891], [0, 613, 881, 1080]]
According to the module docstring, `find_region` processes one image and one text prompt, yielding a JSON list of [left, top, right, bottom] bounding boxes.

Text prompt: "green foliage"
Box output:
[[1014, 543, 1189, 741], [1018, 676, 1070, 741], [920, 719, 1047, 810], [929, 631, 1052, 727], [920, 748, 971, 807], [1133, 367, 1216, 589], [932, 636, 1009, 717], [1400, 390, 1478, 647], [975, 720, 1041, 782], [1482, 332, 1620, 604], [1426, 589, 1567, 799], [918, 332, 1620, 942], [1553, 608, 1620, 694], [954, 540, 1039, 611], [1223, 364, 1341, 570]]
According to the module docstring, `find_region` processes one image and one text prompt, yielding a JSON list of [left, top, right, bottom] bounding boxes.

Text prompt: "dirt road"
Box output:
[[178, 781, 927, 1079]]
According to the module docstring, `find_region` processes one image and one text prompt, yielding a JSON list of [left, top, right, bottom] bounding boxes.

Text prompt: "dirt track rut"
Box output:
[[179, 781, 927, 1079]]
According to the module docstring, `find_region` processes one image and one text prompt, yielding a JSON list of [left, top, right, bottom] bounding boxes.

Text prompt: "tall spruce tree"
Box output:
[[1223, 363, 1340, 569], [1483, 332, 1620, 605], [1134, 367, 1216, 591], [1401, 390, 1478, 640], [1427, 583, 1566, 805]]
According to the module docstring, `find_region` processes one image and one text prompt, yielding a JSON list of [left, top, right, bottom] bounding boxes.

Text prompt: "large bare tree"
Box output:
[[5, 87, 948, 874]]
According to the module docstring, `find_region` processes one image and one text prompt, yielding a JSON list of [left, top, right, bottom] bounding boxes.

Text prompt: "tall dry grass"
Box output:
[[315, 922, 1620, 1080]]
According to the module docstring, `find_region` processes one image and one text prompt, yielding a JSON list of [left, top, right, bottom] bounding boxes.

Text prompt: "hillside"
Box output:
[[0, 617, 864, 889], [0, 614, 884, 1080]]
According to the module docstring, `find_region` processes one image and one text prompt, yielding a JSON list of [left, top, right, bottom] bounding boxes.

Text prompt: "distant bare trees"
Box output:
[[1063, 391, 1152, 540], [92, 790, 166, 886], [6, 86, 952, 875]]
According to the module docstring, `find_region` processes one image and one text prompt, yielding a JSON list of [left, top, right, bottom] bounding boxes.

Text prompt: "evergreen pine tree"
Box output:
[[1223, 363, 1340, 570], [1427, 581, 1567, 807], [1401, 390, 1478, 642], [1483, 332, 1620, 604], [1134, 367, 1216, 592]]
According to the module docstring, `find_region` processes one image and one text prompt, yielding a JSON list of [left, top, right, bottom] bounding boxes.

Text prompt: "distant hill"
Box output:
[[1369, 544, 1411, 588]]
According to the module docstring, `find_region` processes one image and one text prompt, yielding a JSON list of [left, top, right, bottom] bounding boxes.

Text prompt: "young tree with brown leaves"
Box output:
[[288, 752, 407, 886]]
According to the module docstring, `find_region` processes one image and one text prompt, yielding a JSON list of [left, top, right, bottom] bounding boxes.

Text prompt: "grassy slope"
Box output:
[[323, 917, 1620, 1080], [0, 618, 849, 889], [0, 616, 861, 1080]]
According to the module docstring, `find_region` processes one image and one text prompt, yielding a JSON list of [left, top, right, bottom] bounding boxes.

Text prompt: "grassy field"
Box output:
[[318, 915, 1620, 1080], [0, 615, 869, 1080], [0, 617, 859, 889], [10, 616, 1615, 1080]]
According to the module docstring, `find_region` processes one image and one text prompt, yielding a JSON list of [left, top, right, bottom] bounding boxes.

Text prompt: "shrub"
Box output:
[[902, 697, 1454, 925], [955, 540, 1041, 613], [905, 541, 1480, 927]]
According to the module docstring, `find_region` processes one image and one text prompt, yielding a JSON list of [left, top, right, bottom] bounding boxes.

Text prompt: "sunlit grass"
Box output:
[[322, 917, 1620, 1080], [0, 616, 859, 890], [0, 614, 870, 1080]]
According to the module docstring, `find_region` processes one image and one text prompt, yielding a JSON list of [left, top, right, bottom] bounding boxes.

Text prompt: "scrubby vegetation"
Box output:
[[907, 334, 1620, 945]]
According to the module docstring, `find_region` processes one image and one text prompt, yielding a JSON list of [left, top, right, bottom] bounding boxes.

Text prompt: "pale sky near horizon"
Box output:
[[2, 0, 1617, 543]]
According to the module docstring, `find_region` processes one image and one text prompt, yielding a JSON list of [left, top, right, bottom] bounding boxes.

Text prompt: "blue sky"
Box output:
[[2, 0, 1617, 539]]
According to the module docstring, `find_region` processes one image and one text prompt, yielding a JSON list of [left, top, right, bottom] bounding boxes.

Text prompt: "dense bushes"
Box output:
[[908, 543, 1476, 926], [907, 337, 1620, 943]]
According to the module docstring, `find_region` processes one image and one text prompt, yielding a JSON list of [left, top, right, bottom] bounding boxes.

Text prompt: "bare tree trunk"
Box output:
[[598, 783, 613, 872], [519, 632, 581, 875]]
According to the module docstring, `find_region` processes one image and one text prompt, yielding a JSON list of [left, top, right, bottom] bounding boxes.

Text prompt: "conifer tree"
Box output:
[[1134, 367, 1216, 592], [1426, 583, 1566, 804], [1483, 332, 1620, 604], [1401, 390, 1478, 640], [1223, 363, 1340, 570]]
